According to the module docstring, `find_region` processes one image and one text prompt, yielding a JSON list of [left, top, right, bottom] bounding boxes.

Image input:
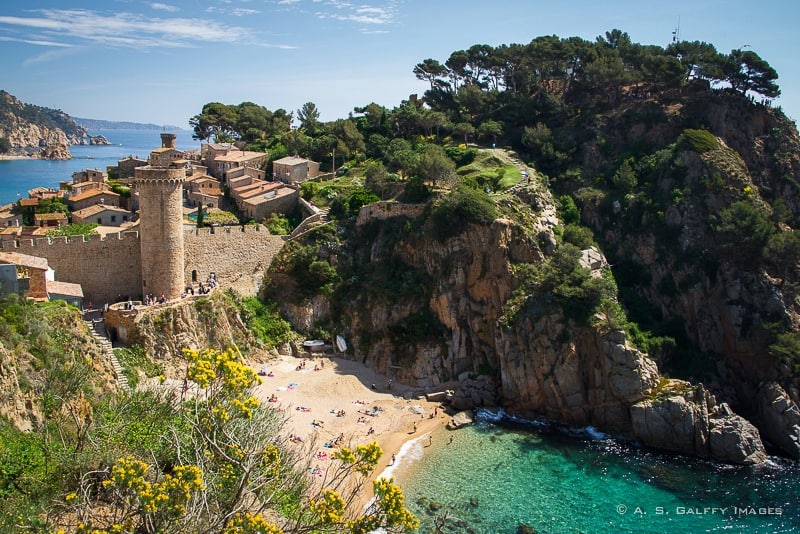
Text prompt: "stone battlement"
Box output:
[[186, 223, 267, 237], [0, 230, 140, 250]]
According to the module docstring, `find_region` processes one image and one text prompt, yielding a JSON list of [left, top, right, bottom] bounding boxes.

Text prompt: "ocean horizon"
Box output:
[[0, 129, 199, 205]]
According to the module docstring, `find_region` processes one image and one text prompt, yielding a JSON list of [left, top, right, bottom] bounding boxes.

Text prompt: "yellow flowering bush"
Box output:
[[224, 512, 283, 534], [310, 489, 346, 525]]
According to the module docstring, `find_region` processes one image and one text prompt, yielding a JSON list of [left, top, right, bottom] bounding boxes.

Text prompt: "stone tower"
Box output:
[[134, 164, 185, 300], [160, 132, 177, 149]]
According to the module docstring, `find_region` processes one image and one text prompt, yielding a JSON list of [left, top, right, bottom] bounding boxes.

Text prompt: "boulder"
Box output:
[[447, 410, 474, 430], [630, 383, 766, 464], [755, 382, 800, 459]]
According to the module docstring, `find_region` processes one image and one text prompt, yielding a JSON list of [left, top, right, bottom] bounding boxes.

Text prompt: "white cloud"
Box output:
[[232, 8, 261, 16], [0, 9, 259, 49], [313, 1, 398, 25], [0, 35, 73, 47], [149, 3, 180, 12]]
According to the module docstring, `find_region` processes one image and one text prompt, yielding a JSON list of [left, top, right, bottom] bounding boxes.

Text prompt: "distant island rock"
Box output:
[[74, 117, 185, 131], [0, 90, 112, 160]]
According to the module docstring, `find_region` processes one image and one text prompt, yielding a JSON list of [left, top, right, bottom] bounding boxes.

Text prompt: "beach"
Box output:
[[249, 352, 447, 504]]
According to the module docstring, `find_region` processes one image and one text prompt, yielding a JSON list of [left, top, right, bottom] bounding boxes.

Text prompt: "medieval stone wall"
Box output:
[[184, 224, 285, 297], [0, 232, 142, 305], [0, 225, 285, 304]]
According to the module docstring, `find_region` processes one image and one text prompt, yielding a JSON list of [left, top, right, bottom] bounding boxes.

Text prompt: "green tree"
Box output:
[[365, 161, 390, 200], [452, 122, 475, 145], [715, 201, 775, 262], [297, 102, 321, 135], [415, 144, 456, 188], [724, 48, 780, 98], [477, 120, 503, 146], [196, 204, 205, 229]]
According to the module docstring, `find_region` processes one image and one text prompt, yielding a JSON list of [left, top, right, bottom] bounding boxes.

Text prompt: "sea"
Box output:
[[0, 129, 200, 205], [391, 410, 800, 533]]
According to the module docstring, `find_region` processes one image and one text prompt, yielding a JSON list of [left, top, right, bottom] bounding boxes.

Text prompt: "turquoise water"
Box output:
[[395, 412, 799, 533], [0, 129, 198, 205]]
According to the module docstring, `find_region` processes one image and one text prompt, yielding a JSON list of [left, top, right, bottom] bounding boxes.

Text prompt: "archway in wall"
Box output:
[[192, 270, 198, 282]]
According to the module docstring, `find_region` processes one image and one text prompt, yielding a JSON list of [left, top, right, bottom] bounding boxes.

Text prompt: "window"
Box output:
[[111, 216, 116, 223], [97, 218, 102, 224]]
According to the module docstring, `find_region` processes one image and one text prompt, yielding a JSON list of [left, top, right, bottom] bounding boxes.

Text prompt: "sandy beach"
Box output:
[[249, 353, 448, 503]]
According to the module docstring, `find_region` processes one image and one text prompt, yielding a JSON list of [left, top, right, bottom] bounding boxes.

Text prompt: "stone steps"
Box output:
[[84, 317, 129, 391]]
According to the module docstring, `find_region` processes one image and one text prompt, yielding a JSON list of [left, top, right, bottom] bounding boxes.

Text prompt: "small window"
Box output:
[[111, 216, 116, 223], [97, 218, 102, 224]]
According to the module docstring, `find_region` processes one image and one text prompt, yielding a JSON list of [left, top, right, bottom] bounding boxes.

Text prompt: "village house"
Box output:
[[33, 212, 68, 228], [185, 175, 223, 209], [202, 143, 267, 183], [67, 188, 121, 212], [272, 155, 321, 184], [0, 204, 21, 227], [27, 186, 62, 200], [0, 251, 83, 306], [113, 155, 148, 180], [228, 176, 298, 222], [71, 204, 131, 226], [72, 168, 107, 184]]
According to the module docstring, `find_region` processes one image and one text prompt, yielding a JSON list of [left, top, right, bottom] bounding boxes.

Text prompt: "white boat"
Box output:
[[335, 335, 347, 352]]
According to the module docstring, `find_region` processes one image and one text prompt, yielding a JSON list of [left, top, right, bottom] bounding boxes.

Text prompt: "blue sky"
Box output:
[[1, 0, 798, 128]]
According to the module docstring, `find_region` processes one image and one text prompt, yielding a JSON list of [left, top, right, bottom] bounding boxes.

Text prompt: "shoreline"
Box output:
[[248, 352, 449, 513]]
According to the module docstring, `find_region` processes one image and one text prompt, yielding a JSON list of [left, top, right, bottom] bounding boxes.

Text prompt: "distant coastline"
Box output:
[[74, 117, 185, 131]]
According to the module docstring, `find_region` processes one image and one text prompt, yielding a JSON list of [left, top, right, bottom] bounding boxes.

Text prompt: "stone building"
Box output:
[[72, 168, 107, 184], [67, 188, 120, 212], [272, 155, 320, 184], [71, 204, 131, 226]]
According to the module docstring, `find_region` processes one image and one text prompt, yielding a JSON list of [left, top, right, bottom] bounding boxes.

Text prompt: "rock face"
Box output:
[[0, 89, 110, 159], [755, 382, 800, 458], [270, 189, 776, 464], [631, 382, 767, 464], [125, 294, 260, 375]]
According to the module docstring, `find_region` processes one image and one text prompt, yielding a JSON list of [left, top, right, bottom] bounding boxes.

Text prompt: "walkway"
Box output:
[[84, 309, 129, 391]]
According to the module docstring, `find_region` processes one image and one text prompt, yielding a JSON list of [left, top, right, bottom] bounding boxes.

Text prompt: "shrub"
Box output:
[[428, 186, 497, 241], [678, 128, 719, 153]]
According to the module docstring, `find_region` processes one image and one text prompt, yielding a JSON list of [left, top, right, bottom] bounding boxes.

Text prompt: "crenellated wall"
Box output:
[[0, 231, 142, 305], [184, 224, 285, 297], [0, 224, 286, 304]]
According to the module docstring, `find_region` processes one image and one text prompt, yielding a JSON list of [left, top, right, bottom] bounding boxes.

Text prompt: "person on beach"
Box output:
[[390, 454, 396, 465]]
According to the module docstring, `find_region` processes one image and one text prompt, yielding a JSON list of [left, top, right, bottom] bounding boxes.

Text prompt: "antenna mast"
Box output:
[[671, 17, 681, 44]]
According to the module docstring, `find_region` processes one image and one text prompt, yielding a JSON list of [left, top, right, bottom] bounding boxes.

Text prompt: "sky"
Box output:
[[1, 0, 799, 129]]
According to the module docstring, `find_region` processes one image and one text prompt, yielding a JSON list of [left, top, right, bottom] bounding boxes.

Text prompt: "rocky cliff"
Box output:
[[568, 91, 800, 459], [267, 186, 768, 463], [0, 90, 110, 159], [110, 293, 267, 377]]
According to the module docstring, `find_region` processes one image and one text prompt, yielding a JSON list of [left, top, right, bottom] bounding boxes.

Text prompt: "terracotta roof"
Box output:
[[34, 212, 67, 221], [47, 280, 84, 298], [72, 204, 129, 218], [69, 188, 120, 202], [19, 198, 39, 207], [0, 251, 49, 271], [214, 151, 266, 163]]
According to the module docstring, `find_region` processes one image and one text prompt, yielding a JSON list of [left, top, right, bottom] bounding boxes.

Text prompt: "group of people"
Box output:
[[142, 293, 167, 306]]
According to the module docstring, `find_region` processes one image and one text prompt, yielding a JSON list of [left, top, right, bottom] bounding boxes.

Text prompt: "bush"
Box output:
[[678, 128, 719, 153], [428, 186, 497, 241]]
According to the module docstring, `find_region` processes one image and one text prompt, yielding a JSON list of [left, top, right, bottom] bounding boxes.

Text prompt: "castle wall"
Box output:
[[184, 225, 285, 297], [0, 232, 142, 305]]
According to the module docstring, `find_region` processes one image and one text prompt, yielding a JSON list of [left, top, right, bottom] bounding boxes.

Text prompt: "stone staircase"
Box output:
[[85, 313, 130, 392]]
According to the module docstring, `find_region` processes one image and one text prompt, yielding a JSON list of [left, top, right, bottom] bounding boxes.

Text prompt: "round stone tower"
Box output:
[[160, 132, 177, 149], [134, 165, 185, 300]]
